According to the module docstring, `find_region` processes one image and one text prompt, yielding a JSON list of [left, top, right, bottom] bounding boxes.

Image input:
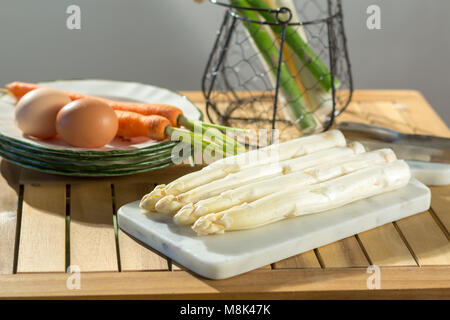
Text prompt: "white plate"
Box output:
[[0, 79, 202, 152]]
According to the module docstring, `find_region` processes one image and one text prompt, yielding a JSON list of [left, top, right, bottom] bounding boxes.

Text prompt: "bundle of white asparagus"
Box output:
[[140, 130, 346, 210], [139, 130, 411, 236]]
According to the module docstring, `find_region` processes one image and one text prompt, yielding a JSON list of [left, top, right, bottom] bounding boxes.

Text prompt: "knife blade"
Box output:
[[337, 121, 450, 149], [349, 139, 450, 164]]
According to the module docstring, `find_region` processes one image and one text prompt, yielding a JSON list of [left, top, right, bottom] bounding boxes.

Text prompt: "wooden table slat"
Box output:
[[357, 224, 417, 266], [396, 211, 450, 266], [17, 184, 66, 273], [273, 250, 321, 269], [316, 236, 369, 268], [70, 183, 118, 272], [430, 186, 450, 235], [114, 183, 169, 271], [0, 160, 19, 274], [1, 267, 449, 299]]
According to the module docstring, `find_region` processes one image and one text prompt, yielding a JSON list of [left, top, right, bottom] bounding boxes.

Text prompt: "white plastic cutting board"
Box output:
[[118, 179, 430, 279]]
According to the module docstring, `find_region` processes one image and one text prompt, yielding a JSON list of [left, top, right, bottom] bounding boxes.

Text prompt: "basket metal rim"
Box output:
[[209, 0, 342, 26]]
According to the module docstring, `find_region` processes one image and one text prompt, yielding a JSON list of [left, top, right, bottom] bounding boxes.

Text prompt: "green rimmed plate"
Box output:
[[0, 79, 202, 155], [0, 149, 174, 177], [0, 132, 177, 157], [0, 140, 173, 171], [0, 79, 202, 176], [0, 136, 176, 162]]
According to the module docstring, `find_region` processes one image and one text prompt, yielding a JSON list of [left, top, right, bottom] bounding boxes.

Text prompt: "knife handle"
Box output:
[[337, 122, 400, 142]]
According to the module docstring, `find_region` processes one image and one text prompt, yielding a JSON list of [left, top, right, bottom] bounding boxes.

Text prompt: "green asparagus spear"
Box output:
[[246, 0, 338, 92], [230, 0, 317, 132]]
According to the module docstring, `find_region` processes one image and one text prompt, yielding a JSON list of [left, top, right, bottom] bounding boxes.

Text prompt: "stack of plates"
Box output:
[[0, 80, 202, 176]]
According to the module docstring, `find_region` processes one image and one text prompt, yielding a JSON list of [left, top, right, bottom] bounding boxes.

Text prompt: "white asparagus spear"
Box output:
[[155, 142, 364, 215], [192, 160, 411, 235], [174, 148, 396, 225], [140, 130, 346, 211]]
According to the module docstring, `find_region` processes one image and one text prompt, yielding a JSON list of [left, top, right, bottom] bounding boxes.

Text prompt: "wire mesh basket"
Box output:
[[202, 0, 353, 144]]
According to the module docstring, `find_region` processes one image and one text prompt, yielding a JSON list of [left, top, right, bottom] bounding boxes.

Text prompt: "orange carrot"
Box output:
[[112, 103, 182, 128], [6, 82, 43, 99], [6, 82, 248, 153], [6, 82, 183, 127], [115, 110, 170, 141], [6, 82, 87, 100]]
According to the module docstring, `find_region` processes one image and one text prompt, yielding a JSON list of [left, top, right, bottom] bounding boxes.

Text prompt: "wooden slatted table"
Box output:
[[0, 90, 449, 299]]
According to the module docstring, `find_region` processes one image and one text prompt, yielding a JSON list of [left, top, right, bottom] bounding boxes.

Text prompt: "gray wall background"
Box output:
[[1, 0, 449, 125]]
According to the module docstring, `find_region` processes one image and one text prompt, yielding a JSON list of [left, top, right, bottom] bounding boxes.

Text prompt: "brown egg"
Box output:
[[56, 98, 118, 148], [15, 88, 71, 139]]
